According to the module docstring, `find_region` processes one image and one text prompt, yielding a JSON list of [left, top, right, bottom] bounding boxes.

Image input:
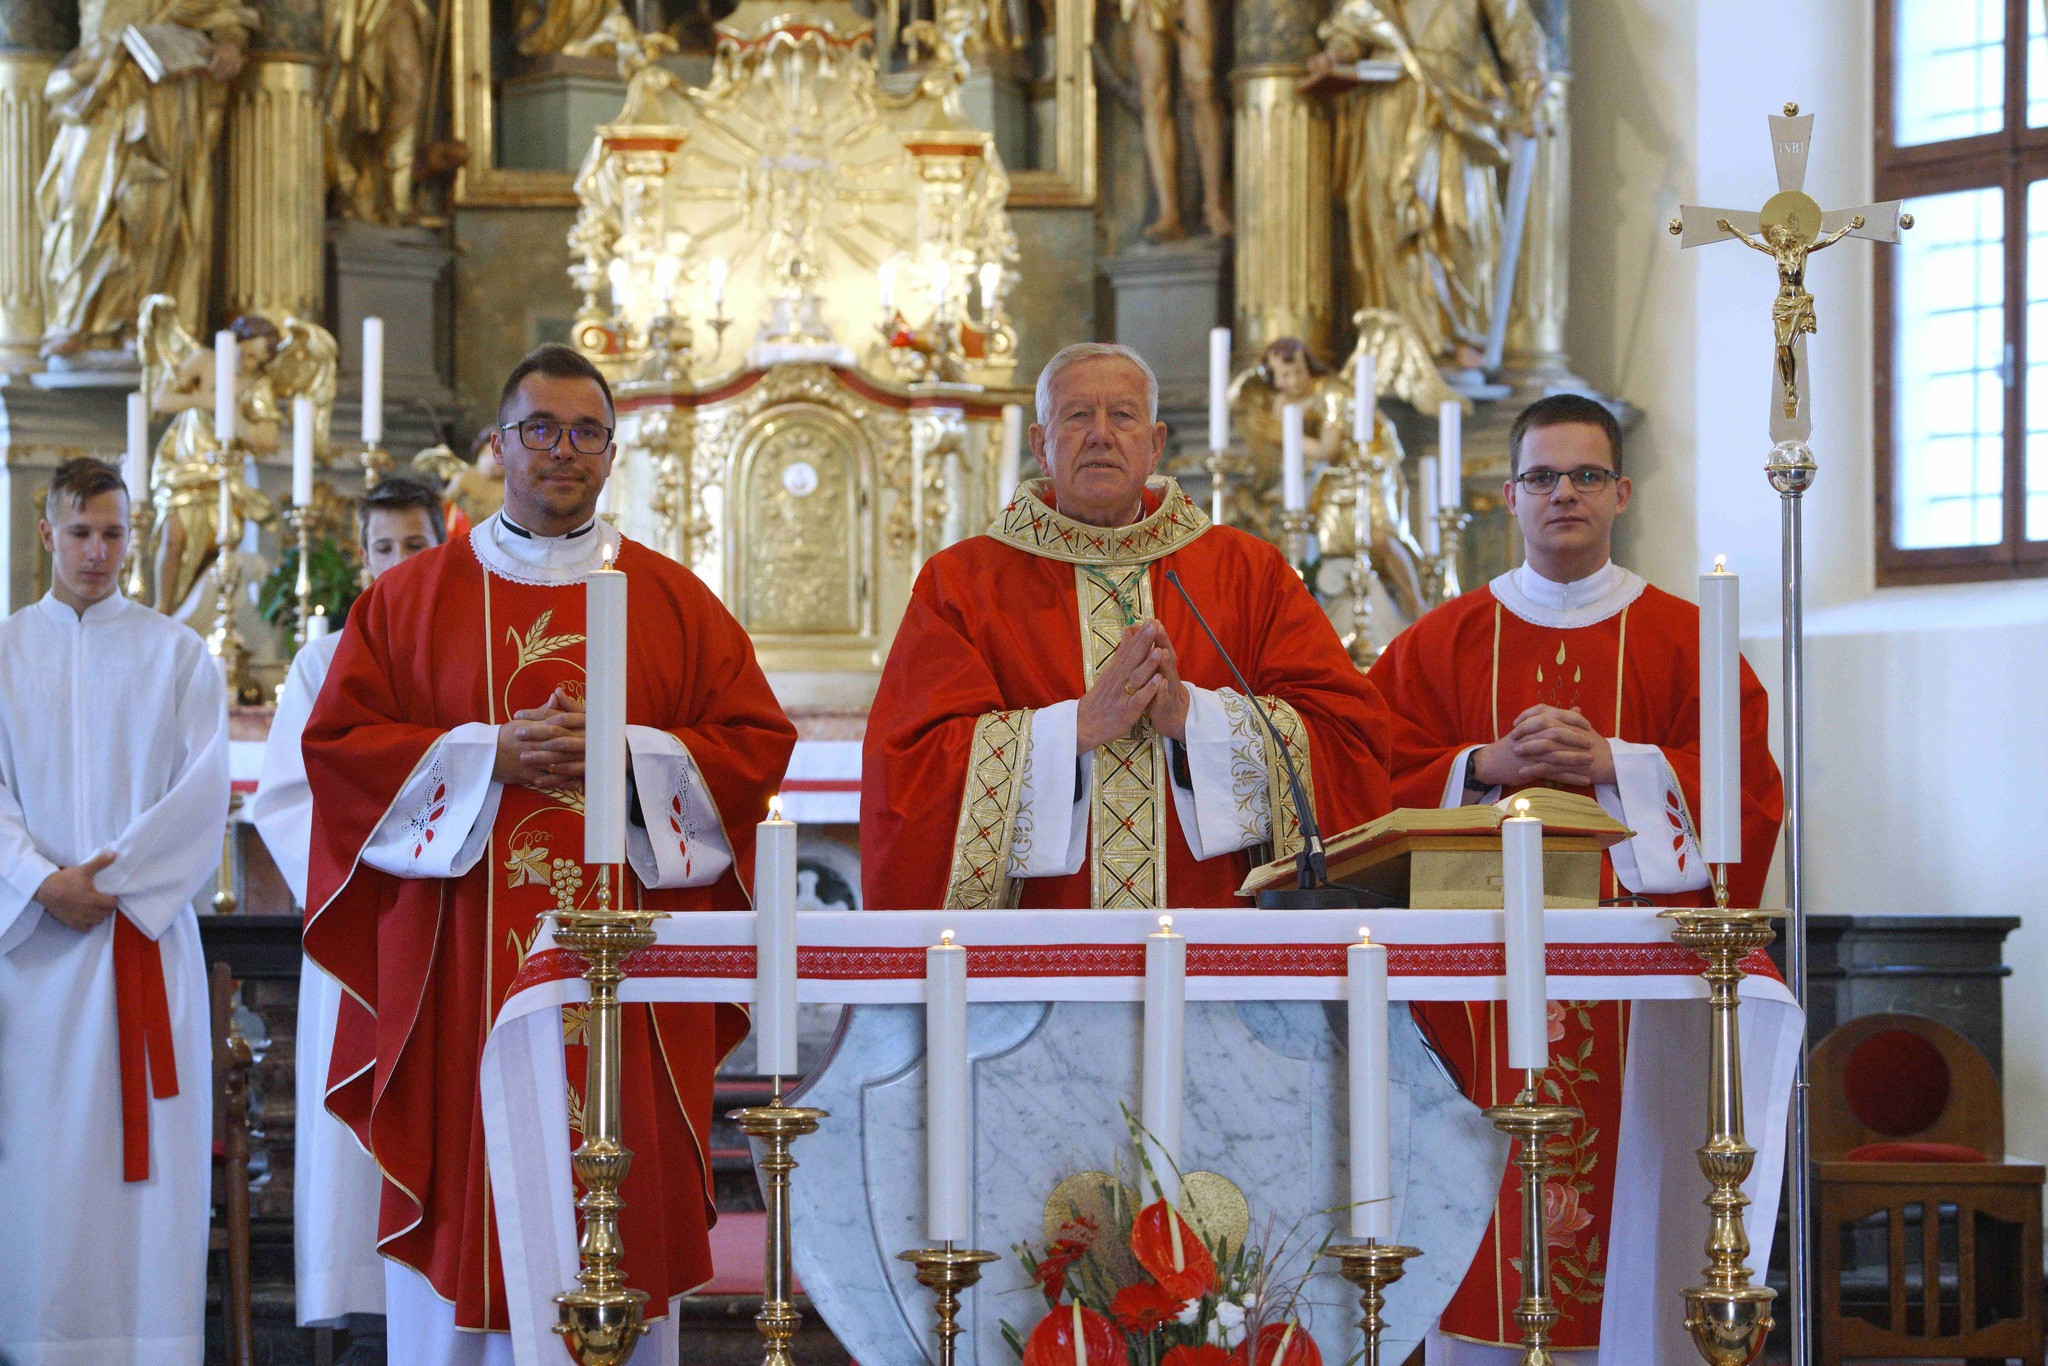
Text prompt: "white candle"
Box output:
[[877, 258, 897, 312], [1699, 557, 1741, 866], [1281, 403, 1307, 512], [125, 391, 149, 504], [998, 404, 1023, 507], [583, 544, 627, 865], [1417, 455, 1441, 556], [1208, 327, 1231, 452], [926, 930, 970, 1241], [214, 330, 237, 447], [1353, 352, 1375, 446], [292, 396, 316, 507], [1437, 399, 1462, 508], [708, 257, 728, 311], [1141, 915, 1186, 1203], [979, 261, 1001, 314], [306, 607, 330, 640], [1348, 929, 1391, 1240], [754, 795, 798, 1077], [1502, 800, 1548, 1070], [361, 317, 385, 446]]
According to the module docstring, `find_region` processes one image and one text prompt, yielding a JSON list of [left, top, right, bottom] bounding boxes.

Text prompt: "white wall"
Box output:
[[1570, 0, 2048, 1165]]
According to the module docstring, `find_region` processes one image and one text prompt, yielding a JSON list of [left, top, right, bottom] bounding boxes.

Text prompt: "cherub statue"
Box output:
[[1719, 210, 1863, 419]]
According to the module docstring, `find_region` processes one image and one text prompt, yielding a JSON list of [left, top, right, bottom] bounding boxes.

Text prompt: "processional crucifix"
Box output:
[[1667, 104, 1911, 1366]]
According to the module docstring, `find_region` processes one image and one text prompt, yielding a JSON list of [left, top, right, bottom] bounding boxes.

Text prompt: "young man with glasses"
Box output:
[[300, 345, 796, 1366], [1366, 393, 1785, 1365]]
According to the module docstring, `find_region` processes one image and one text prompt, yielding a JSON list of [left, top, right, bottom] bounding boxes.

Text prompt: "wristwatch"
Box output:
[[1462, 751, 1490, 793]]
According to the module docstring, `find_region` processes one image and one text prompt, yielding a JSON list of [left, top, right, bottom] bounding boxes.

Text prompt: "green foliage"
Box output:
[[259, 538, 361, 653]]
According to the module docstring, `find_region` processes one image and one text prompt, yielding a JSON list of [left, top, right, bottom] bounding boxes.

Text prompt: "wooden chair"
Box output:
[[1811, 1012, 2043, 1366], [209, 962, 255, 1366]]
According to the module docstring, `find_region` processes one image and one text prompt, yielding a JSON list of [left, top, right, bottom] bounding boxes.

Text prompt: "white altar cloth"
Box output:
[[480, 907, 1801, 1365]]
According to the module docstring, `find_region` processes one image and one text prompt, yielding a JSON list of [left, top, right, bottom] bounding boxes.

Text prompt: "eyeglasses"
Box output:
[[1512, 466, 1619, 493], [499, 418, 614, 456]]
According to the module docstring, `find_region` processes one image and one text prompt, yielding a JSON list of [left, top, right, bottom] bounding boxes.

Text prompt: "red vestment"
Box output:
[[863, 478, 1393, 910], [302, 534, 795, 1330], [1367, 573, 1783, 1349]]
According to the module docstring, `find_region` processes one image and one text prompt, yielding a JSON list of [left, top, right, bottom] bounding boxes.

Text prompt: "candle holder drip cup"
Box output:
[[1482, 1074, 1581, 1366], [899, 1246, 999, 1366], [1325, 1241, 1422, 1366]]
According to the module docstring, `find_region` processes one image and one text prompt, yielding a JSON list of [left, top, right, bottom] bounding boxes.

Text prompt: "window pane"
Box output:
[[1896, 0, 2005, 146], [2029, 180, 2048, 537], [2032, 0, 2048, 126], [1894, 186, 2006, 550]]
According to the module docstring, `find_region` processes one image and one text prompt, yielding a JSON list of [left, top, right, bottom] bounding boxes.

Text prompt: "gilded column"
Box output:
[[1503, 0, 1581, 389], [0, 1, 73, 370], [224, 0, 323, 321], [1231, 0, 1330, 361]]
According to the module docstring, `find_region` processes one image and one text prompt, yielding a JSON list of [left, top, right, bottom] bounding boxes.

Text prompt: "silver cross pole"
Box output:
[[1667, 102, 1910, 1366]]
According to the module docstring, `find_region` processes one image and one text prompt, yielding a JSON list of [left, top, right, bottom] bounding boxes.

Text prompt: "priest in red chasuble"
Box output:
[[864, 342, 1392, 912], [302, 345, 796, 1364], [1368, 394, 1784, 1364]]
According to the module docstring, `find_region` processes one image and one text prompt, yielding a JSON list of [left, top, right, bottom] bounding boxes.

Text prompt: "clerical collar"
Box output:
[[37, 588, 131, 626], [470, 510, 620, 588], [987, 476, 1210, 566], [1489, 560, 1646, 631], [498, 514, 596, 541]]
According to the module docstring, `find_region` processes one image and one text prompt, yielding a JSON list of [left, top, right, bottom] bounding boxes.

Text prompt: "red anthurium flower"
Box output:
[[1022, 1302, 1120, 1366], [1033, 1217, 1099, 1305], [1130, 1200, 1218, 1300], [1244, 1322, 1321, 1366], [1110, 1281, 1188, 1335], [1162, 1347, 1233, 1366]]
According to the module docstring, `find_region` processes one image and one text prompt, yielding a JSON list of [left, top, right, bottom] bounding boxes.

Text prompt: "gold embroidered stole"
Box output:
[[1077, 561, 1167, 908], [944, 709, 1033, 910]]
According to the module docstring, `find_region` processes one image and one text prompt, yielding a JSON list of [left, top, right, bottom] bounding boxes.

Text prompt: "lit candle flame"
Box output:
[[1713, 554, 1728, 573], [767, 794, 783, 822], [1514, 797, 1532, 816], [939, 928, 955, 947], [1358, 926, 1373, 945], [602, 541, 615, 571], [1157, 914, 1173, 931]]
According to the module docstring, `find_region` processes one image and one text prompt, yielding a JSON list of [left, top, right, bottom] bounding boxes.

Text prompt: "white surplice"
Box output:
[[0, 592, 230, 1366], [248, 628, 386, 1327]]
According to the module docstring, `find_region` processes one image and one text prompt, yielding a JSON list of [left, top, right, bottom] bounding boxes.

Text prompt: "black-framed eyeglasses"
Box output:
[[499, 417, 614, 456], [1513, 466, 1618, 493]]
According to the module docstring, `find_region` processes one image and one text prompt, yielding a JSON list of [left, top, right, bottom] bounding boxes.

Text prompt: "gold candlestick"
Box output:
[[207, 457, 251, 703], [1324, 1241, 1422, 1366], [1428, 506, 1472, 607], [899, 1245, 1000, 1366], [1343, 448, 1382, 668], [1279, 506, 1316, 577], [1661, 901, 1782, 1366], [553, 868, 664, 1366], [1482, 1068, 1581, 1366], [287, 504, 314, 650], [731, 1084, 827, 1366], [1206, 447, 1233, 526], [359, 442, 392, 490], [124, 500, 154, 601]]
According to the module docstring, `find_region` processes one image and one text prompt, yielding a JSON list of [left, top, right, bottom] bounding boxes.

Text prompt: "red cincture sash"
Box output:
[[112, 914, 180, 1182]]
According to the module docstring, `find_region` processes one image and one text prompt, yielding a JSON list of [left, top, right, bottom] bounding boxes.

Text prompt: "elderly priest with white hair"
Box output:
[[863, 342, 1393, 910]]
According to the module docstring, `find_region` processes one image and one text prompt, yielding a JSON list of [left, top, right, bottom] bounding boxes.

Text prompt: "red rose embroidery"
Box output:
[[1543, 1179, 1593, 1248]]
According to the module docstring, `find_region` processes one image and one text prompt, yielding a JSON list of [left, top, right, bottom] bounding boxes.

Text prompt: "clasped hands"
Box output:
[[36, 850, 118, 933], [494, 687, 588, 791], [1077, 620, 1189, 751], [1470, 704, 1617, 791]]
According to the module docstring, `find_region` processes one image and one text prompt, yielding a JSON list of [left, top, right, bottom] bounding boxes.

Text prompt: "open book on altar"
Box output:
[[1239, 787, 1633, 908]]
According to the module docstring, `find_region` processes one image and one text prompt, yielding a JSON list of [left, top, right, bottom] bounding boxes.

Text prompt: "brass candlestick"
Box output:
[[1279, 506, 1316, 577], [287, 504, 314, 650], [1206, 446, 1233, 526], [1661, 897, 1782, 1366], [1344, 450, 1382, 668], [124, 499, 154, 601], [1325, 1241, 1422, 1366], [553, 869, 665, 1366], [1428, 506, 1472, 607], [899, 1245, 1000, 1366], [1482, 1069, 1581, 1366], [207, 457, 252, 702], [359, 442, 392, 490], [731, 1083, 827, 1366]]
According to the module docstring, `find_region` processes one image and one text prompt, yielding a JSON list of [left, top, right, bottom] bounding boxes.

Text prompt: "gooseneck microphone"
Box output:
[[1163, 569, 1362, 909]]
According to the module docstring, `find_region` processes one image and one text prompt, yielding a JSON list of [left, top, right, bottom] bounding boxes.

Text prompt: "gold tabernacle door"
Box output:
[[1237, 788, 1631, 908]]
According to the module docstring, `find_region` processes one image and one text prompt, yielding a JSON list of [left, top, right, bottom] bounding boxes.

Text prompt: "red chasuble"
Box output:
[[863, 477, 1393, 911], [301, 534, 795, 1331], [1367, 572, 1783, 1349]]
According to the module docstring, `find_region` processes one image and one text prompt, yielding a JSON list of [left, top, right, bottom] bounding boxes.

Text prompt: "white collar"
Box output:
[[469, 511, 620, 587], [1488, 560, 1646, 630], [36, 589, 133, 627]]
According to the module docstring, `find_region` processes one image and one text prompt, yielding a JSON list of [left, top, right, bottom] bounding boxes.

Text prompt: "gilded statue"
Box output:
[[515, 0, 626, 56], [1311, 0, 1547, 368], [38, 0, 258, 360], [139, 296, 337, 616], [326, 0, 433, 223], [1718, 209, 1862, 419], [1121, 0, 1230, 241]]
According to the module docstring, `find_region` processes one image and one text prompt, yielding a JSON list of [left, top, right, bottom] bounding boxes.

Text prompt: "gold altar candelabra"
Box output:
[[287, 503, 314, 650], [1483, 1070, 1581, 1366], [553, 869, 665, 1366], [729, 1081, 826, 1364], [207, 456, 253, 703], [899, 1245, 1000, 1366], [1661, 875, 1781, 1366], [359, 441, 392, 491], [1344, 436, 1384, 668], [1426, 505, 1471, 608], [124, 501, 154, 601], [1323, 1241, 1422, 1366], [1279, 507, 1317, 577]]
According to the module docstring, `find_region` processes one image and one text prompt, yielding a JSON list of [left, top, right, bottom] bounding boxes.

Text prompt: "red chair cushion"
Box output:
[[1844, 1140, 1986, 1164], [1843, 1028, 1950, 1136]]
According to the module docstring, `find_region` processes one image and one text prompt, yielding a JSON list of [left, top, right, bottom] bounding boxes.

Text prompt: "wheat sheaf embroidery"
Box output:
[[509, 608, 585, 668]]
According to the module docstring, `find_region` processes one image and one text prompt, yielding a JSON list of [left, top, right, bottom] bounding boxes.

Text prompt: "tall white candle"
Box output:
[[1699, 557, 1741, 866], [214, 330, 237, 447], [583, 544, 627, 865], [1437, 399, 1462, 508], [926, 930, 970, 1241], [1208, 327, 1231, 452], [306, 607, 330, 640], [877, 258, 897, 312], [125, 391, 149, 505], [708, 257, 728, 311], [1141, 915, 1187, 1202], [361, 317, 385, 446], [979, 261, 1001, 314], [1417, 455, 1441, 556], [1353, 352, 1375, 446], [998, 404, 1023, 507], [1502, 800, 1548, 1070], [292, 396, 316, 507], [754, 796, 798, 1077], [1281, 403, 1307, 512], [1348, 929, 1392, 1240]]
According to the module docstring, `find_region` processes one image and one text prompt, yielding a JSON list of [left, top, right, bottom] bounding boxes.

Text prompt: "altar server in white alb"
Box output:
[[250, 477, 445, 1331], [0, 457, 231, 1366]]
